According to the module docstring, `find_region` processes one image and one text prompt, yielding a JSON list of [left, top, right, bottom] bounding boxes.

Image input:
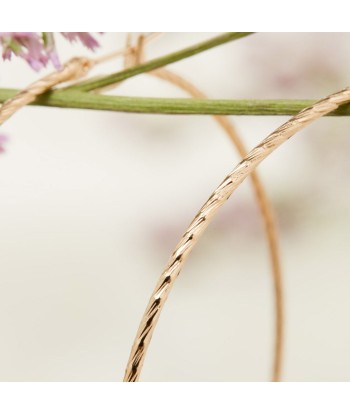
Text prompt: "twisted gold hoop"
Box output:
[[119, 35, 283, 381], [0, 57, 93, 126], [124, 86, 350, 382], [150, 67, 284, 381], [118, 35, 284, 381]]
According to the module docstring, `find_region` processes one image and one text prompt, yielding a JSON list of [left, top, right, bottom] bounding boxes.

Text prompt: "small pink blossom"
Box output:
[[0, 32, 102, 71], [0, 32, 51, 71], [43, 32, 61, 70], [60, 32, 100, 51]]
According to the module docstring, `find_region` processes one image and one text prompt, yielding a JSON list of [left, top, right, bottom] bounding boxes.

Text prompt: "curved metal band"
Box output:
[[150, 67, 284, 381], [124, 86, 350, 382]]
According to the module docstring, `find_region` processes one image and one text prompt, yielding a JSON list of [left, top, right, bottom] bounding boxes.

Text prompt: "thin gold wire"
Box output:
[[122, 35, 284, 382], [123, 86, 350, 382], [150, 67, 284, 382], [0, 33, 161, 124], [0, 57, 93, 126], [2, 34, 345, 383]]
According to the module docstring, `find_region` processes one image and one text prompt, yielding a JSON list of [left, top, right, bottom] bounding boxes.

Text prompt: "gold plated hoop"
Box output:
[[124, 86, 350, 382]]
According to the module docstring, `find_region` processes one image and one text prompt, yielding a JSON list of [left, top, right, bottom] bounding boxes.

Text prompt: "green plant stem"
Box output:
[[0, 88, 349, 116], [70, 32, 254, 92]]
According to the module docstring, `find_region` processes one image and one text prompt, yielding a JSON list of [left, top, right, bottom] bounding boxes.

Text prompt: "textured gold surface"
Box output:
[[0, 57, 92, 126], [124, 87, 350, 382], [151, 67, 284, 381]]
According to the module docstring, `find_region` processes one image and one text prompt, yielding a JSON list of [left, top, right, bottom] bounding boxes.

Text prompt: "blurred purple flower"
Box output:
[[0, 32, 51, 71], [0, 134, 8, 153], [0, 32, 101, 71], [60, 32, 100, 51], [43, 32, 61, 70]]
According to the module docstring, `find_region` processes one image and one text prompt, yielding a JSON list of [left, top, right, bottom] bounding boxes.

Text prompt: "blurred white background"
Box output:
[[1, 33, 350, 381]]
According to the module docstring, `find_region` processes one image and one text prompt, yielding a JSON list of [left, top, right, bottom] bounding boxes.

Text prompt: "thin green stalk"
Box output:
[[0, 88, 349, 116], [70, 32, 254, 92]]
